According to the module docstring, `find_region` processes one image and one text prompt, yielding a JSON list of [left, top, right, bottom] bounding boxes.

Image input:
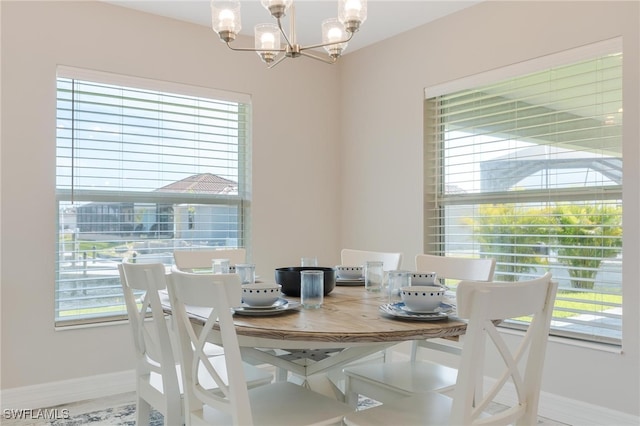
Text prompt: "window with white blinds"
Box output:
[[424, 41, 622, 345], [55, 67, 251, 326]]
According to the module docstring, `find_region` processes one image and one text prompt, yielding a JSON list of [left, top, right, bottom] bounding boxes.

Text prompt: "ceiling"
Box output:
[[103, 1, 481, 53]]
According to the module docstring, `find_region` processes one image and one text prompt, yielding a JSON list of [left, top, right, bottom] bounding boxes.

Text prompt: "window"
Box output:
[[56, 67, 251, 326], [424, 40, 622, 345]]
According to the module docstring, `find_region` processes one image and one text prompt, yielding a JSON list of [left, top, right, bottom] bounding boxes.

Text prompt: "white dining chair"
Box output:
[[173, 248, 247, 271], [343, 254, 496, 405], [343, 272, 557, 426], [411, 254, 496, 359], [168, 266, 354, 425], [340, 248, 403, 271], [118, 260, 273, 425]]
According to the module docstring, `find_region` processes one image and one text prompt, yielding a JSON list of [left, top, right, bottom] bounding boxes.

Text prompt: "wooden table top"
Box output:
[[176, 285, 467, 346]]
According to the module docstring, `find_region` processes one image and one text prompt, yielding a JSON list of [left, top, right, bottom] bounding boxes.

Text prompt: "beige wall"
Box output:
[[1, 0, 341, 388], [339, 0, 639, 416], [1, 0, 639, 418]]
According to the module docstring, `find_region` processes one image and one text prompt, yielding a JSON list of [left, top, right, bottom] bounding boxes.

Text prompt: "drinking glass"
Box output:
[[212, 258, 230, 274], [364, 261, 384, 292], [300, 270, 324, 309], [235, 263, 256, 284], [387, 270, 411, 304], [301, 257, 318, 267]]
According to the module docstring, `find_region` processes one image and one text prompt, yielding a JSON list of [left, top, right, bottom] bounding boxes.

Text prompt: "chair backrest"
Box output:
[[341, 248, 403, 271], [450, 272, 557, 425], [415, 254, 496, 283], [167, 266, 251, 425], [117, 260, 181, 402], [173, 248, 247, 271], [411, 255, 495, 360]]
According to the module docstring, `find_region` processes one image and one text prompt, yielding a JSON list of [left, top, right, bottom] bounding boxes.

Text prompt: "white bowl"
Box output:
[[242, 283, 282, 307], [410, 272, 437, 286], [400, 285, 445, 312], [336, 265, 363, 280]]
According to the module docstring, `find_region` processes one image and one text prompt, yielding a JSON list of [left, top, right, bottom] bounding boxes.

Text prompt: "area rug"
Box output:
[[48, 404, 163, 426], [47, 396, 379, 425]]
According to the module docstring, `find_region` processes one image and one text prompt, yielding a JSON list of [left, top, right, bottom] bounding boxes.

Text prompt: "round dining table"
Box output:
[[228, 285, 465, 346], [161, 284, 466, 399]]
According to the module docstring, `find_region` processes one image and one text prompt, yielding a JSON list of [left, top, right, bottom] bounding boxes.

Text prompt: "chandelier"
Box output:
[[210, 0, 368, 68]]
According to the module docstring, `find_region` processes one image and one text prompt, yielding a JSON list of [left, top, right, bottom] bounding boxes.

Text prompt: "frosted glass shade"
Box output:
[[322, 18, 347, 57]]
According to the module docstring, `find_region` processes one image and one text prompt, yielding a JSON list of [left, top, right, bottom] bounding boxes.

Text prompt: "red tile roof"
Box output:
[[157, 173, 238, 194]]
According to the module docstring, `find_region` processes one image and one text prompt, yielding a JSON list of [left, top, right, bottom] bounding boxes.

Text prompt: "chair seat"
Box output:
[[345, 392, 453, 426], [343, 391, 495, 426], [199, 381, 354, 426], [344, 360, 458, 404]]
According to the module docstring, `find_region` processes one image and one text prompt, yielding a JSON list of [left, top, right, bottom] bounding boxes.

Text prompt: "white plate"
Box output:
[[398, 302, 453, 314], [233, 299, 301, 316], [379, 303, 452, 321], [336, 278, 365, 286], [240, 298, 288, 310]]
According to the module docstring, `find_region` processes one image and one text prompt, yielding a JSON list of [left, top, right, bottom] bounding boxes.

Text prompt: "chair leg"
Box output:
[[344, 375, 359, 408], [164, 395, 183, 426], [136, 397, 151, 425], [276, 367, 289, 381]]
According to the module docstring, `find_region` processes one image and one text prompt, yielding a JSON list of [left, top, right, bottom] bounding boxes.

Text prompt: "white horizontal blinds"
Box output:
[[55, 70, 251, 325], [425, 49, 623, 345], [56, 79, 248, 195]]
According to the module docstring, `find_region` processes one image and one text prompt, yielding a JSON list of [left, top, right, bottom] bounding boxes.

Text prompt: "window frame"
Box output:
[[424, 38, 623, 346], [55, 67, 252, 327]]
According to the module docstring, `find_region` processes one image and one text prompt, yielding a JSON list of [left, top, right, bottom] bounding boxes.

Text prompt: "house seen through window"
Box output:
[[55, 68, 251, 326]]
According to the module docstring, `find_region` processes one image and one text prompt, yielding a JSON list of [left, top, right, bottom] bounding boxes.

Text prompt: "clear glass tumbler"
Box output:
[[387, 270, 411, 304], [300, 270, 324, 309], [301, 257, 319, 267], [364, 260, 384, 292], [212, 258, 230, 274], [235, 263, 256, 284]]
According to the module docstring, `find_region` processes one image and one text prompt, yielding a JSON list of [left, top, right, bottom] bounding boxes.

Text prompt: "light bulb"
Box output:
[[261, 32, 275, 50], [344, 0, 361, 19], [327, 27, 343, 43], [218, 9, 236, 32]]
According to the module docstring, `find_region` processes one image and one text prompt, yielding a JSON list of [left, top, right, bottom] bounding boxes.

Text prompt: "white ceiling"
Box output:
[[103, 1, 481, 53]]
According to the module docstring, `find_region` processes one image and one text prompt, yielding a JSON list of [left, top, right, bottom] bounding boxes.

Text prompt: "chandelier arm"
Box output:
[[299, 50, 337, 64], [276, 17, 293, 49], [225, 42, 286, 53], [299, 31, 355, 52]]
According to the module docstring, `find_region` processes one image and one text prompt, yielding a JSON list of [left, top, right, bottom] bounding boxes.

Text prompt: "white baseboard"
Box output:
[[489, 378, 639, 426], [1, 370, 136, 411], [539, 392, 639, 426]]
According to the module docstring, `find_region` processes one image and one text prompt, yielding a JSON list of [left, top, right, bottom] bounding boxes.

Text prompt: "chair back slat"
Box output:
[[174, 248, 247, 271], [415, 254, 496, 282], [411, 254, 497, 361], [341, 248, 403, 271], [456, 277, 549, 319]]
